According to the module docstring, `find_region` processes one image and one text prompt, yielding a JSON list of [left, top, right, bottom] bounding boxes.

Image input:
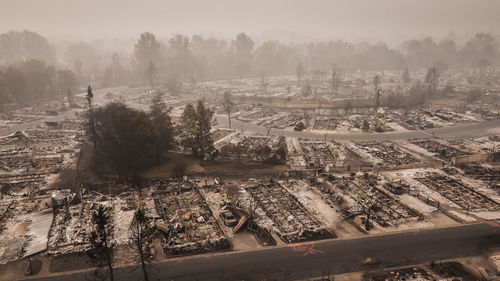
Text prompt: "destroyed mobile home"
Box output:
[[151, 179, 231, 256]]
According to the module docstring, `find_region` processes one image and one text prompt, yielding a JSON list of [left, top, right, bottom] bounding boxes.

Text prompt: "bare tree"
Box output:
[[88, 205, 114, 281], [129, 208, 154, 281]]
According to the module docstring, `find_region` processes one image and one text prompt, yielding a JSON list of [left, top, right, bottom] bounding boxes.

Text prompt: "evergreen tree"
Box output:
[[149, 92, 174, 163], [179, 103, 198, 156], [178, 100, 214, 159], [195, 100, 214, 158]]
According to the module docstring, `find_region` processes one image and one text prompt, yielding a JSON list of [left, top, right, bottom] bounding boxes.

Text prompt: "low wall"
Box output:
[[452, 152, 500, 166]]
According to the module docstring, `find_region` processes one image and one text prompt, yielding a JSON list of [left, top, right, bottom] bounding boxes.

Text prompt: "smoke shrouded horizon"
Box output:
[[1, 0, 499, 46]]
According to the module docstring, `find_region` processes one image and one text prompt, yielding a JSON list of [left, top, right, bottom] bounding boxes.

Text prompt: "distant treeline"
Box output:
[[0, 30, 499, 100], [0, 59, 78, 110]]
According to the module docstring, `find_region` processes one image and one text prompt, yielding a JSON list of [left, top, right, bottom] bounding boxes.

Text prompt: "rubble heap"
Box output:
[[287, 138, 369, 169], [412, 139, 471, 161], [320, 174, 422, 228], [356, 142, 419, 167], [152, 180, 230, 256], [245, 181, 331, 243], [48, 199, 113, 255], [460, 165, 500, 190], [416, 173, 500, 211], [0, 128, 82, 195]]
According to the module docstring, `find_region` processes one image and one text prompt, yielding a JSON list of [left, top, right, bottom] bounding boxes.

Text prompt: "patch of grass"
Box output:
[[201, 159, 280, 171], [141, 152, 204, 179], [430, 98, 464, 106]]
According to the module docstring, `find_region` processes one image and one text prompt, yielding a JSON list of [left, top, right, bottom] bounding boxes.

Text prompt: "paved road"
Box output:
[[0, 109, 79, 137], [2, 85, 500, 141], [29, 222, 500, 281], [0, 87, 127, 137], [215, 114, 500, 142]]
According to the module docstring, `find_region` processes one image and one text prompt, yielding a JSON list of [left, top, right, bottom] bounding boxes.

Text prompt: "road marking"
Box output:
[[487, 221, 500, 227], [290, 242, 325, 256]]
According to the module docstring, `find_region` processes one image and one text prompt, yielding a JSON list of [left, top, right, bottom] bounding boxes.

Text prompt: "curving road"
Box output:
[[0, 87, 126, 137], [216, 114, 500, 142], [3, 85, 500, 142]]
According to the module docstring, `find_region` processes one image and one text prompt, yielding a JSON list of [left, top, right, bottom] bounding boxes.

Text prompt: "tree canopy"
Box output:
[[178, 100, 214, 159], [0, 59, 77, 110]]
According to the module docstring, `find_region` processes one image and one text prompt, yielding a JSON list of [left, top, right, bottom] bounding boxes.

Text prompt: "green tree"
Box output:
[[92, 102, 156, 180], [178, 103, 197, 156], [195, 100, 214, 158], [149, 92, 174, 163], [178, 100, 214, 159]]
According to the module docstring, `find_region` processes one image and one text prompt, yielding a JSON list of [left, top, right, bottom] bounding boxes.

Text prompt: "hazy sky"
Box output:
[[1, 0, 499, 45]]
